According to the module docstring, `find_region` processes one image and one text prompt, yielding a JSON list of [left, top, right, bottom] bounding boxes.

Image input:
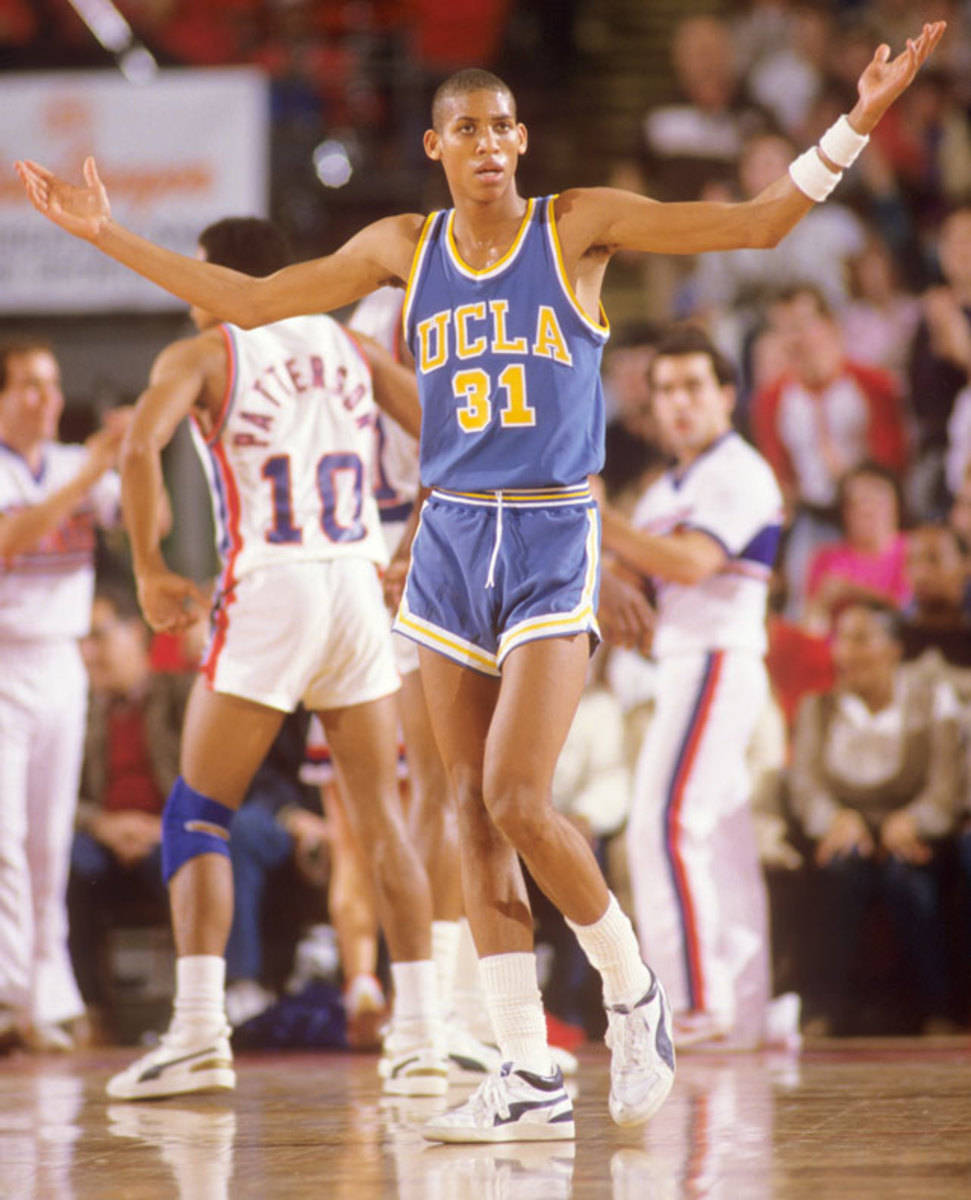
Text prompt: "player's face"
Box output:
[[0, 349, 64, 449], [649, 352, 733, 463], [424, 90, 527, 201]]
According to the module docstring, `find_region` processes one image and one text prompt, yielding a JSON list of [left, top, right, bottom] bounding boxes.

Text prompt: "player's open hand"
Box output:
[[14, 155, 111, 241], [136, 568, 208, 634], [382, 556, 409, 613], [852, 21, 946, 132], [597, 562, 655, 654]]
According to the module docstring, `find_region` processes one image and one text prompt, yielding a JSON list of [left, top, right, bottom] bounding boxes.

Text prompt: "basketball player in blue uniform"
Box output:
[[16, 19, 943, 1142]]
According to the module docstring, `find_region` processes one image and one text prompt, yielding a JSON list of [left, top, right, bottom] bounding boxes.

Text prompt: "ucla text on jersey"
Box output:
[[403, 196, 609, 491]]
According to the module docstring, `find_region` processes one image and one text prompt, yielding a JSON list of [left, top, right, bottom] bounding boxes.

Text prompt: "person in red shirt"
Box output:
[[751, 283, 909, 617], [67, 580, 192, 1031]]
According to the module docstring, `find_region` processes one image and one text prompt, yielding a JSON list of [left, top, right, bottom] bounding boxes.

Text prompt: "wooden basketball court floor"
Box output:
[[2, 1038, 970, 1198]]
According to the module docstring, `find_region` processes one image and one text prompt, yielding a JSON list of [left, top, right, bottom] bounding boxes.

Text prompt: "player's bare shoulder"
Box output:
[[338, 212, 429, 287]]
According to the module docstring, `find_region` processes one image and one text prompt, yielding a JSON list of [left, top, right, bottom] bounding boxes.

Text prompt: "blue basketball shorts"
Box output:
[[393, 484, 602, 676]]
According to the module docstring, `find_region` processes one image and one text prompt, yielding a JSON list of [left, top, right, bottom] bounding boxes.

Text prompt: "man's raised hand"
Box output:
[[14, 155, 111, 241], [852, 21, 947, 133]]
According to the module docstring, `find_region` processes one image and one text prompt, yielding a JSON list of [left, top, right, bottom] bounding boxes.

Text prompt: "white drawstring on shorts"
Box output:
[[485, 490, 504, 589]]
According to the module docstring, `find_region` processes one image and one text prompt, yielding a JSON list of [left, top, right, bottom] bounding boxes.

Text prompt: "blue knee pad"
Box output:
[[161, 777, 235, 884]]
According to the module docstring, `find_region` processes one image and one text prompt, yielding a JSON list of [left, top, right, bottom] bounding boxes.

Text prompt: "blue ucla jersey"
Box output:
[[402, 195, 609, 490]]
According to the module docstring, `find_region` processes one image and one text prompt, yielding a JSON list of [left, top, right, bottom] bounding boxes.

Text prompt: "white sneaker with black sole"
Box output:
[[381, 1033, 449, 1096], [106, 1024, 235, 1101], [605, 974, 676, 1126], [422, 1062, 575, 1143]]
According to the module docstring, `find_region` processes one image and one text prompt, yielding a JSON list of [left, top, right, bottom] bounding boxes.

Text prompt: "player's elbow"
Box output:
[[120, 428, 160, 475]]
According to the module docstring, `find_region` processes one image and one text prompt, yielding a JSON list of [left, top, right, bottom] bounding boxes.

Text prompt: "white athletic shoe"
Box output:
[[446, 1019, 504, 1079], [422, 1062, 575, 1144], [381, 1033, 449, 1097], [105, 1025, 236, 1101], [549, 1044, 579, 1078], [605, 975, 676, 1126]]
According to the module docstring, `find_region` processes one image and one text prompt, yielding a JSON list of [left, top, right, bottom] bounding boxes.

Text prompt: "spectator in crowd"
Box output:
[[601, 320, 667, 512], [841, 231, 921, 384], [900, 521, 971, 666], [789, 599, 964, 1034], [802, 461, 911, 634], [944, 381, 971, 499], [908, 202, 971, 516], [750, 284, 909, 615], [640, 14, 774, 202], [0, 338, 128, 1053], [735, 1, 833, 139], [68, 580, 192, 1036], [682, 131, 866, 364], [949, 459, 971, 548]]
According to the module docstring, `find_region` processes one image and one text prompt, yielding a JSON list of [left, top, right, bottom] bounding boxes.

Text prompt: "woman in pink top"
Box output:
[[803, 461, 911, 633]]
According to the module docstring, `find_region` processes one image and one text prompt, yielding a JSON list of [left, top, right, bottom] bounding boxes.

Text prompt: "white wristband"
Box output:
[[818, 114, 869, 170], [788, 148, 842, 202]]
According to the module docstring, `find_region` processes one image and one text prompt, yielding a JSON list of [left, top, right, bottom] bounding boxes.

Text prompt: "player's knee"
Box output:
[[161, 776, 235, 884], [483, 780, 546, 848]]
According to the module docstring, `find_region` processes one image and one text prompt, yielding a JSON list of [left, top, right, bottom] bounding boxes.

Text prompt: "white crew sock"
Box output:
[[389, 959, 438, 1044], [431, 920, 461, 1019], [567, 893, 653, 1008], [172, 955, 226, 1036], [479, 952, 553, 1076], [451, 919, 496, 1043]]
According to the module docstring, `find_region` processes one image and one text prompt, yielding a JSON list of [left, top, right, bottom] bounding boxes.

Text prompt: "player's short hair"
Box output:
[[431, 69, 516, 131], [0, 337, 56, 390], [649, 325, 737, 389], [197, 217, 293, 278]]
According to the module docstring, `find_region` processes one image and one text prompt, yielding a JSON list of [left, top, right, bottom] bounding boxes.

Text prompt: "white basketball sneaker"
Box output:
[[106, 1024, 235, 1101], [422, 1062, 575, 1144], [381, 1031, 449, 1097], [605, 974, 676, 1126]]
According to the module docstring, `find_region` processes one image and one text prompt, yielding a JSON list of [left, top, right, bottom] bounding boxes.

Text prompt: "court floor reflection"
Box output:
[[1, 1040, 969, 1197]]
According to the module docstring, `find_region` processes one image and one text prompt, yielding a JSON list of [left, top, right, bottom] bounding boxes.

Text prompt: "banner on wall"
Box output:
[[0, 68, 269, 313]]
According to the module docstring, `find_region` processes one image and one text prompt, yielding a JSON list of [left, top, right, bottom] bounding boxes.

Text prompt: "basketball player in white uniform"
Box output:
[[106, 218, 444, 1101], [0, 339, 126, 1049], [599, 326, 784, 1049]]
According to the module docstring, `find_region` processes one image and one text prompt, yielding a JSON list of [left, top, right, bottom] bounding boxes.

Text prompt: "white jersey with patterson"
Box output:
[[633, 431, 783, 657], [191, 314, 388, 586], [349, 285, 420, 517], [0, 441, 119, 640]]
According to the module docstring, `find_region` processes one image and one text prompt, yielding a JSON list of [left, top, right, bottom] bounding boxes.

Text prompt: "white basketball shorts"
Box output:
[[202, 558, 400, 712]]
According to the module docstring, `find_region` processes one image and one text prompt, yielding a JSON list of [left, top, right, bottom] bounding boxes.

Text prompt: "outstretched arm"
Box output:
[[564, 21, 945, 258], [121, 335, 213, 631], [14, 154, 423, 327]]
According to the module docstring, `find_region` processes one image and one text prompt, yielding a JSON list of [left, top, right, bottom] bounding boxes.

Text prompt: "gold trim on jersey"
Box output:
[[401, 211, 439, 352], [445, 198, 536, 280], [545, 196, 610, 338]]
